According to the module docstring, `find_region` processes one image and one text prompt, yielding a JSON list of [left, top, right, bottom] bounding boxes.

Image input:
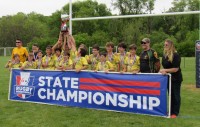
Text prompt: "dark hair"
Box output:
[[106, 42, 114, 48], [29, 50, 33, 54], [92, 44, 100, 51], [28, 52, 34, 57], [129, 44, 137, 50], [100, 52, 107, 57], [16, 39, 22, 43], [65, 44, 69, 49], [46, 45, 52, 50], [79, 48, 87, 57], [79, 43, 88, 52], [38, 50, 43, 54], [118, 42, 127, 50], [63, 51, 70, 57], [55, 48, 62, 53], [13, 54, 20, 58], [33, 43, 39, 47]]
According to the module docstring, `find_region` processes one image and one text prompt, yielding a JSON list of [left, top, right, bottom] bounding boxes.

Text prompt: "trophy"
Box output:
[[61, 13, 69, 33]]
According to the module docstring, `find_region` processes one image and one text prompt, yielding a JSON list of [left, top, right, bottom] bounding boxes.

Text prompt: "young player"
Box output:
[[54, 48, 63, 69], [123, 44, 140, 73], [74, 48, 88, 72], [42, 46, 56, 70], [87, 44, 100, 70], [35, 50, 43, 69], [117, 42, 129, 72], [95, 52, 114, 73], [21, 53, 36, 70], [32, 43, 39, 60], [56, 52, 73, 71], [105, 42, 119, 71], [5, 54, 23, 71]]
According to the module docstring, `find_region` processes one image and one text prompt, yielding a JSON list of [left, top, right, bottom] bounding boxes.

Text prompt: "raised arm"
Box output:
[[68, 35, 76, 51], [52, 32, 63, 54]]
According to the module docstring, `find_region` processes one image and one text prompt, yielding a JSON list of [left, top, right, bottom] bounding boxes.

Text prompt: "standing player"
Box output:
[[123, 44, 140, 73], [56, 52, 73, 71], [42, 46, 56, 70], [32, 43, 39, 60], [105, 42, 119, 72], [35, 50, 43, 69], [87, 44, 100, 70], [95, 52, 114, 73], [11, 39, 28, 63], [21, 53, 36, 70], [116, 42, 129, 72], [5, 54, 23, 71], [74, 48, 88, 72]]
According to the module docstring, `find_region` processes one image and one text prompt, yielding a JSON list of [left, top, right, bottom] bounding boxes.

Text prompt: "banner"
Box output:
[[9, 69, 169, 117]]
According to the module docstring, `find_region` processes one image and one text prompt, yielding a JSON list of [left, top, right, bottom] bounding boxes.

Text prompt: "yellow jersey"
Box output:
[[54, 54, 63, 69], [42, 55, 56, 70], [124, 55, 140, 72], [58, 58, 73, 69], [75, 57, 88, 70], [96, 61, 114, 71], [70, 50, 78, 63], [35, 59, 43, 69], [8, 62, 23, 69], [106, 53, 119, 71], [11, 47, 28, 62], [116, 52, 130, 71], [87, 54, 100, 70], [22, 61, 36, 69]]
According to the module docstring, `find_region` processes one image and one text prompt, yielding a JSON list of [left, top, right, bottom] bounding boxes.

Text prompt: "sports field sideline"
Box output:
[[0, 56, 200, 127]]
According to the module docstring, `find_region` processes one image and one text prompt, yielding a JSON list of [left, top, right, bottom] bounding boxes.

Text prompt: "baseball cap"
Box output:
[[141, 38, 150, 43]]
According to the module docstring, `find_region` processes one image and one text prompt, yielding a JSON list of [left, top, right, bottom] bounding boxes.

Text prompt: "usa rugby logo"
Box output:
[[14, 72, 35, 99]]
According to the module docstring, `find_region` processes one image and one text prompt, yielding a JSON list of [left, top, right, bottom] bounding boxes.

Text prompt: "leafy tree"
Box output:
[[0, 12, 49, 47], [74, 33, 91, 47]]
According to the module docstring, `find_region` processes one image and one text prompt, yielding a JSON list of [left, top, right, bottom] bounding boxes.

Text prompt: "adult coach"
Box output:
[[11, 39, 28, 63], [159, 39, 183, 118], [140, 38, 160, 73]]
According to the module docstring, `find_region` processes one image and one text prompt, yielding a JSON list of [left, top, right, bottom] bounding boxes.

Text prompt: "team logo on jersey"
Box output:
[[14, 72, 35, 99]]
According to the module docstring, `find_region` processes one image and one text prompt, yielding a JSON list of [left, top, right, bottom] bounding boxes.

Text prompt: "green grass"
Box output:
[[0, 56, 200, 127]]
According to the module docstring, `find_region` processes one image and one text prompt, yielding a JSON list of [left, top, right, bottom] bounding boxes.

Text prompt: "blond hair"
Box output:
[[164, 39, 177, 62]]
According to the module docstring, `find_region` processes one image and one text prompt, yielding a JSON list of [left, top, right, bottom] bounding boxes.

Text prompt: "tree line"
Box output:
[[0, 0, 199, 56]]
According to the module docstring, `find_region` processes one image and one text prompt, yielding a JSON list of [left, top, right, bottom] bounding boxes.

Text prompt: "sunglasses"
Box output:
[[16, 41, 21, 43], [141, 41, 147, 44]]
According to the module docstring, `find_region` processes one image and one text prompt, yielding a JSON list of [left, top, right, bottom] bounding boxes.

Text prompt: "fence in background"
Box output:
[[0, 47, 15, 56]]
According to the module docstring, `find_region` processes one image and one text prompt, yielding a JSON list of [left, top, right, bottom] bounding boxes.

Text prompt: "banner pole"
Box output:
[[199, 2, 200, 40], [8, 68, 13, 100], [168, 74, 172, 118]]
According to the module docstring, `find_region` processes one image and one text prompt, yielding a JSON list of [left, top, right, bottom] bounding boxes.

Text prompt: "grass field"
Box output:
[[0, 56, 200, 127]]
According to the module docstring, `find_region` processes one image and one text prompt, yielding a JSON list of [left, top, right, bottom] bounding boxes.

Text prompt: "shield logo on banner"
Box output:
[[15, 72, 35, 99]]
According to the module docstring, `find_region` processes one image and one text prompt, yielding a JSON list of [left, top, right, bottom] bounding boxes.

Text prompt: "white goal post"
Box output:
[[68, 0, 200, 39]]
